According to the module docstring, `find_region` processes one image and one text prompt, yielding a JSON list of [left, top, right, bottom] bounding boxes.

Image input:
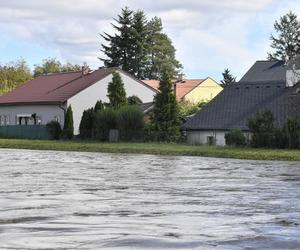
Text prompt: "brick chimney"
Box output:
[[81, 63, 90, 76]]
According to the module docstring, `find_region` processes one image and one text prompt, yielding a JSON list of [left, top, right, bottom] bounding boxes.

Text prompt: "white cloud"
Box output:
[[0, 0, 299, 79]]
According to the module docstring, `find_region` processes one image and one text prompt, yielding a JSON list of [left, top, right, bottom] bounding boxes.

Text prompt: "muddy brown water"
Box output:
[[0, 149, 299, 249]]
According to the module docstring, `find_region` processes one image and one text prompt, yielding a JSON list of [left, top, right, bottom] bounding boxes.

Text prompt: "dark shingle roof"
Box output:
[[183, 60, 295, 131], [139, 102, 153, 113], [240, 60, 287, 83], [184, 81, 291, 131]]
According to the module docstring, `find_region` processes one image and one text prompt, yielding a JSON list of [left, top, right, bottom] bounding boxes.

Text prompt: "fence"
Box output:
[[0, 125, 49, 139]]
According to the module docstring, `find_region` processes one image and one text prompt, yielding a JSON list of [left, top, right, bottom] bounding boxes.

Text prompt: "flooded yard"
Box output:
[[0, 149, 299, 249]]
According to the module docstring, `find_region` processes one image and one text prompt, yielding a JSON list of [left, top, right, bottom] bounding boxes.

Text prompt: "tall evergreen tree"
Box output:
[[63, 105, 74, 139], [107, 71, 127, 108], [132, 10, 149, 79], [268, 11, 300, 62], [151, 67, 180, 141], [221, 68, 236, 86], [100, 7, 135, 74], [100, 8, 182, 79]]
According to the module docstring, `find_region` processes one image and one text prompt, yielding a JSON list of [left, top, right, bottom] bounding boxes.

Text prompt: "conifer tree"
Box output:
[[100, 7, 135, 74], [63, 105, 74, 139], [100, 8, 182, 79], [151, 66, 180, 141], [132, 10, 149, 79], [221, 68, 236, 86], [268, 11, 300, 62], [107, 71, 127, 108], [94, 100, 104, 113]]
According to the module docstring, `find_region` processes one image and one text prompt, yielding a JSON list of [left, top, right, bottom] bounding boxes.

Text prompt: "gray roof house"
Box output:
[[184, 60, 300, 146]]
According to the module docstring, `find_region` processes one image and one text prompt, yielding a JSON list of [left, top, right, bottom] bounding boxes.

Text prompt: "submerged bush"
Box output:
[[79, 108, 96, 139], [116, 105, 144, 141], [95, 108, 117, 141], [225, 129, 246, 146], [46, 121, 62, 140]]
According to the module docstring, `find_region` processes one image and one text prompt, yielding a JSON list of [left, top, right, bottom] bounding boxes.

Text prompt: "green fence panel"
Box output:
[[0, 125, 49, 139]]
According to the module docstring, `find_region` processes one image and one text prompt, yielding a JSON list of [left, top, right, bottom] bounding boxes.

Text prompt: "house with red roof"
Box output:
[[0, 67, 157, 134], [143, 77, 222, 103]]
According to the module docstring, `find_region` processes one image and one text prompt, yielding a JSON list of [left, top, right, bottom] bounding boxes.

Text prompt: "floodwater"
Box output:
[[0, 149, 300, 249]]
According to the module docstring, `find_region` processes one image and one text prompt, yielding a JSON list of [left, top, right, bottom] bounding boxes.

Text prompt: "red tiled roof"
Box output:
[[0, 68, 116, 105], [143, 79, 205, 100]]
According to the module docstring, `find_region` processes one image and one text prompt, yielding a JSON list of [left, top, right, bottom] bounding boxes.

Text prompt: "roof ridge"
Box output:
[[38, 71, 82, 76]]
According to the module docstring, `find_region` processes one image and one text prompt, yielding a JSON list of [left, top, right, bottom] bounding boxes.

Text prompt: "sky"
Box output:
[[0, 0, 300, 81]]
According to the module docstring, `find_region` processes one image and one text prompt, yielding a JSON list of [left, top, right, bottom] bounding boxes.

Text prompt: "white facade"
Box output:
[[187, 130, 252, 146], [68, 70, 156, 134], [0, 104, 65, 126], [187, 130, 226, 146]]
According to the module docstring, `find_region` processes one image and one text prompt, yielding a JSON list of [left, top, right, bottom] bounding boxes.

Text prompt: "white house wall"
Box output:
[[187, 130, 226, 146], [0, 105, 65, 126], [68, 70, 156, 134]]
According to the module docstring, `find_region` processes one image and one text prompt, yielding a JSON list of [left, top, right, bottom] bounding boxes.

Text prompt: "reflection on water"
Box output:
[[0, 149, 299, 249]]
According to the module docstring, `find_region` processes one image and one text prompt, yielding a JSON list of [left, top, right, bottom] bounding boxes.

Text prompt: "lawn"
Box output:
[[0, 138, 299, 161]]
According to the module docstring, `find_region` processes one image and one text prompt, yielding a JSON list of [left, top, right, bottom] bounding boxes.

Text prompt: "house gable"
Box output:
[[68, 70, 156, 134], [184, 77, 223, 103]]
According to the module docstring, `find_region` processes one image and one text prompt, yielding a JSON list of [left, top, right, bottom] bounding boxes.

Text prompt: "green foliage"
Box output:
[[63, 106, 74, 139], [127, 95, 142, 105], [46, 121, 62, 140], [100, 7, 182, 79], [95, 108, 117, 141], [248, 110, 275, 147], [283, 118, 300, 149], [107, 71, 127, 108], [79, 108, 96, 139], [33, 58, 81, 77], [151, 67, 180, 141], [0, 59, 32, 95], [225, 129, 246, 146], [116, 105, 144, 141], [221, 68, 236, 86], [178, 101, 207, 121], [268, 11, 300, 61], [145, 17, 182, 79], [94, 100, 104, 113]]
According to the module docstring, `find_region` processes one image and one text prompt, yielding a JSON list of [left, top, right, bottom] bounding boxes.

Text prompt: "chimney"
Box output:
[[81, 62, 90, 76], [286, 58, 300, 87]]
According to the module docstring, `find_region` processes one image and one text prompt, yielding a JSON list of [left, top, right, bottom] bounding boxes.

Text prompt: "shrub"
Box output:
[[46, 121, 62, 140], [95, 108, 117, 141], [225, 129, 246, 146], [127, 95, 142, 105], [283, 118, 300, 149], [63, 105, 74, 139], [116, 105, 144, 141], [94, 100, 104, 113], [79, 108, 95, 139], [248, 110, 275, 147]]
